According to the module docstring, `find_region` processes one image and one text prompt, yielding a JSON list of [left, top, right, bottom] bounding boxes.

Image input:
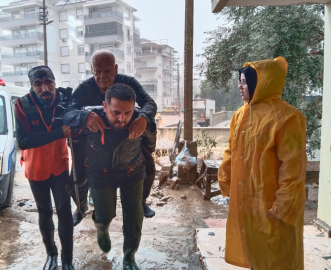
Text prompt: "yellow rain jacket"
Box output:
[[218, 57, 307, 270]]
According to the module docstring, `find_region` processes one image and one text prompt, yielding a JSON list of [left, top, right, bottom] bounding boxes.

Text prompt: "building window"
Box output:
[[59, 11, 67, 21], [127, 62, 131, 73], [61, 64, 70, 74], [25, 8, 35, 14], [76, 9, 83, 19], [62, 81, 70, 88], [15, 82, 23, 87], [143, 85, 157, 95], [77, 45, 84, 55], [78, 63, 85, 73], [60, 46, 69, 57], [77, 27, 84, 37], [100, 44, 113, 50], [124, 8, 130, 19], [126, 27, 130, 39], [60, 29, 68, 39], [127, 45, 131, 55]]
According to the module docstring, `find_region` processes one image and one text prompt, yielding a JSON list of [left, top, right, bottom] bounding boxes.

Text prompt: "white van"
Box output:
[[0, 79, 29, 209]]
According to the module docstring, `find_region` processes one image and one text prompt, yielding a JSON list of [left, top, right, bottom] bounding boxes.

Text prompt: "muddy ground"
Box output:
[[0, 155, 317, 270]]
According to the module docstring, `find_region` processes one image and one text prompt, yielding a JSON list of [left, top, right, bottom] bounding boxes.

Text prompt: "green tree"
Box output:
[[197, 5, 324, 158]]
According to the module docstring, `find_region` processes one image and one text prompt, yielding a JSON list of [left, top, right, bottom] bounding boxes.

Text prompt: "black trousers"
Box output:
[[69, 137, 156, 208], [29, 170, 73, 256], [90, 180, 144, 254]]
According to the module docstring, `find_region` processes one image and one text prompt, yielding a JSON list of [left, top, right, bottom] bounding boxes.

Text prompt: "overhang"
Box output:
[[212, 0, 331, 13]]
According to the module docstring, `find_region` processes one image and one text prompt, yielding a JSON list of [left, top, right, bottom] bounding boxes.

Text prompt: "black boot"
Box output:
[[142, 201, 155, 218], [95, 222, 111, 252], [72, 200, 88, 226], [123, 244, 140, 270], [61, 255, 75, 270], [41, 230, 58, 270]]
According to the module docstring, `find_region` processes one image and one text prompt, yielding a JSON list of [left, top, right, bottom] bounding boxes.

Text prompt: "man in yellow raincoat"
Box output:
[[218, 57, 307, 270]]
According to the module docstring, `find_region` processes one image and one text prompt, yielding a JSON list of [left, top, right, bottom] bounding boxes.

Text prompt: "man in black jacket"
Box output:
[[77, 84, 156, 270], [63, 50, 157, 225]]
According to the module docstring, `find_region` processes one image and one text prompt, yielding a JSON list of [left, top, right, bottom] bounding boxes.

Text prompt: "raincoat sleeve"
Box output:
[[268, 113, 307, 226], [218, 114, 235, 197]]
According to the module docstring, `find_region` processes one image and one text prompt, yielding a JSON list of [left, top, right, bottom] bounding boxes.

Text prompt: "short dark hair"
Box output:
[[105, 83, 136, 105]]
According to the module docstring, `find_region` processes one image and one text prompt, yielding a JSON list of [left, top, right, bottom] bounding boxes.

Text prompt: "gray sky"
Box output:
[[126, 0, 226, 73]]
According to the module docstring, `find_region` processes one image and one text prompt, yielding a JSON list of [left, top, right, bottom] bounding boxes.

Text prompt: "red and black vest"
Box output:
[[15, 92, 69, 181]]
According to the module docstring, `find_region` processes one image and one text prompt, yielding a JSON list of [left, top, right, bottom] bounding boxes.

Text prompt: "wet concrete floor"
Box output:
[[0, 155, 317, 270]]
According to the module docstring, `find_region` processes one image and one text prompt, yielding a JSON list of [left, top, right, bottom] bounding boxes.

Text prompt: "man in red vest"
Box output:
[[14, 66, 76, 270]]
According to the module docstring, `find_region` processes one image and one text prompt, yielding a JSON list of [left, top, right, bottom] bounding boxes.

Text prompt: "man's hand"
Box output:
[[128, 116, 147, 140], [86, 112, 106, 133], [62, 125, 78, 138]]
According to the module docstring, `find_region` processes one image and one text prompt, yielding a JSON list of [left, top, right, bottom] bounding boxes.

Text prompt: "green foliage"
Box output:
[[197, 5, 324, 158], [196, 129, 217, 159]]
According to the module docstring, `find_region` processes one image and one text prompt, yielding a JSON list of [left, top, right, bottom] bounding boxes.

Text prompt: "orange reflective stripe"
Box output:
[[15, 99, 26, 117], [29, 93, 55, 132], [101, 133, 105, 145]]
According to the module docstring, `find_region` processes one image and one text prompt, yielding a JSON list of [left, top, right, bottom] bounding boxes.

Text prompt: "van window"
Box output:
[[0, 96, 8, 134]]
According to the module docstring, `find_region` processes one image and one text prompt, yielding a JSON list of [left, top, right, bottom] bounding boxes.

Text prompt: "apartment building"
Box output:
[[0, 0, 141, 89], [135, 38, 177, 111]]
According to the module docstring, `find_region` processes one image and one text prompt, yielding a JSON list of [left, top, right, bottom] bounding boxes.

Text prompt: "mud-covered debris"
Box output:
[[191, 186, 195, 190], [160, 196, 171, 202], [157, 156, 171, 166], [156, 201, 167, 206], [18, 202, 26, 207], [180, 195, 187, 200], [155, 164, 162, 171], [146, 200, 152, 206]]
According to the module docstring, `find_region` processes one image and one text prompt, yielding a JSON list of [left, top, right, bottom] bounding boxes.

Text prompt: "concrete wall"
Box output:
[[210, 111, 235, 126], [317, 2, 331, 227], [157, 126, 230, 145]]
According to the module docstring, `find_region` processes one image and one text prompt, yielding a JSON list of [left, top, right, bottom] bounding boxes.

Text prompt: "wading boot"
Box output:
[[72, 200, 88, 226], [142, 200, 155, 218], [61, 255, 75, 270], [95, 223, 111, 252], [123, 245, 140, 270], [41, 230, 58, 270]]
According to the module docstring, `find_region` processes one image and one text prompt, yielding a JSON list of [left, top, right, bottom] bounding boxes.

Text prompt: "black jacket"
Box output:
[[62, 74, 157, 127], [77, 107, 156, 189]]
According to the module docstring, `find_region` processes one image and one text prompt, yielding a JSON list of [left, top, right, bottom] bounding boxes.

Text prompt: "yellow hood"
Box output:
[[244, 56, 288, 104]]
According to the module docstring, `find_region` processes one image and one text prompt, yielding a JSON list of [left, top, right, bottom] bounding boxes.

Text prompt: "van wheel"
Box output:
[[0, 161, 15, 210]]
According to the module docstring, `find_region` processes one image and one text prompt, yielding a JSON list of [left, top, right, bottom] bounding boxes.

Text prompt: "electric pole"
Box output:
[[39, 0, 53, 66], [177, 62, 180, 116], [184, 0, 194, 140]]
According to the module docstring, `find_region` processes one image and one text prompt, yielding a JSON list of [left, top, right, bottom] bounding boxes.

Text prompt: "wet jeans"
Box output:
[[29, 170, 73, 256]]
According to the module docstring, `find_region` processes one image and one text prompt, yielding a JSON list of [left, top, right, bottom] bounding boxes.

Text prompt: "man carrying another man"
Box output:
[[63, 50, 157, 225], [14, 66, 75, 270], [75, 83, 156, 270]]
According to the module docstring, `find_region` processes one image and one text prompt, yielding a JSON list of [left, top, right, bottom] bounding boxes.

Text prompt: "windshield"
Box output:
[[0, 96, 7, 134]]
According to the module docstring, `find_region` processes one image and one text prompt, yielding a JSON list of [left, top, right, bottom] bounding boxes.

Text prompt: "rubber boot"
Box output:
[[61, 255, 75, 270], [123, 244, 140, 270], [142, 201, 155, 218], [72, 199, 88, 227], [41, 230, 58, 270]]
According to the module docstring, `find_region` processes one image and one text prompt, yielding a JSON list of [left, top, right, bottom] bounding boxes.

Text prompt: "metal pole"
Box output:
[[43, 0, 48, 66], [184, 0, 194, 140], [177, 62, 180, 116]]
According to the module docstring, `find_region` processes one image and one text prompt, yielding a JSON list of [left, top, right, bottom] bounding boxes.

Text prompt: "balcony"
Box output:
[[1, 51, 44, 65], [133, 26, 140, 34], [84, 11, 123, 25], [134, 58, 142, 67], [163, 79, 173, 85], [84, 30, 124, 44], [1, 71, 29, 83], [85, 49, 124, 62], [163, 67, 173, 73], [136, 50, 160, 57], [0, 12, 39, 29], [136, 66, 158, 72], [134, 73, 141, 78], [139, 79, 158, 84], [0, 32, 43, 47]]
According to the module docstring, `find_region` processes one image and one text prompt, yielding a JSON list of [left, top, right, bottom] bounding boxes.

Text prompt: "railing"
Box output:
[[134, 58, 142, 63], [0, 31, 43, 41], [84, 11, 123, 20], [133, 26, 140, 34], [0, 12, 38, 22], [2, 71, 29, 76], [136, 66, 158, 70], [134, 73, 142, 78], [136, 50, 160, 56], [86, 49, 124, 57], [85, 30, 123, 38], [1, 51, 44, 59]]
